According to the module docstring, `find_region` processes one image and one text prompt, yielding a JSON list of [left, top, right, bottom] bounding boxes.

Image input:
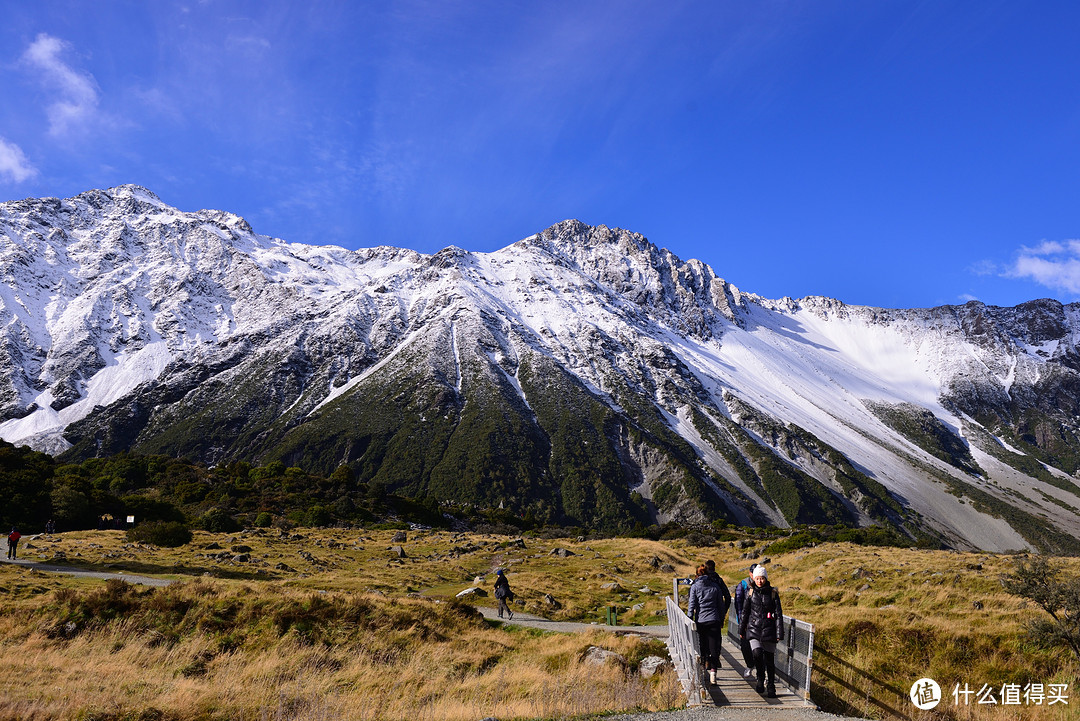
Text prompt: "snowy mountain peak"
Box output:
[[1, 187, 1080, 552]]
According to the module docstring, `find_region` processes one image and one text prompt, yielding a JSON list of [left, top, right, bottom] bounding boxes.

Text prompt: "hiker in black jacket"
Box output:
[[733, 563, 758, 679], [739, 565, 783, 697], [494, 569, 514, 620]]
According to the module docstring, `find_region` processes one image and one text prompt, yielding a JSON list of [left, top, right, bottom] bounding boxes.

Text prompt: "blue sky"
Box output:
[[2, 1, 1079, 310]]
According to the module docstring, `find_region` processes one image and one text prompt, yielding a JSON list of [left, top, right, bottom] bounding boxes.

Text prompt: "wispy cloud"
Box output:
[[20, 33, 100, 137], [0, 137, 38, 183], [1006, 240, 1080, 295]]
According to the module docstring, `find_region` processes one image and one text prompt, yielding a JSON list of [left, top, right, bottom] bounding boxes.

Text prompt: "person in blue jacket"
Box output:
[[688, 562, 731, 685]]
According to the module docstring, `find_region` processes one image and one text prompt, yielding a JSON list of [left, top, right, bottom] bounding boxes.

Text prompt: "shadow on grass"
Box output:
[[812, 645, 912, 720]]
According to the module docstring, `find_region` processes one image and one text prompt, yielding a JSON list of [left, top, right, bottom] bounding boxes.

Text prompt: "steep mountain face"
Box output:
[[2, 186, 1080, 551]]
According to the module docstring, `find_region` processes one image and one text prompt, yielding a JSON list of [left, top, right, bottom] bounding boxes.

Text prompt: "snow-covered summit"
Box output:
[[1, 186, 1079, 551]]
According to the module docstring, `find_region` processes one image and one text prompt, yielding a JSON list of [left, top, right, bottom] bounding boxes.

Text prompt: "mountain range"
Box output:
[[2, 185, 1079, 552]]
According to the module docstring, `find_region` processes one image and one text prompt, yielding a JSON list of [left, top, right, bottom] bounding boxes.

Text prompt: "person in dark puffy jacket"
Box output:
[[733, 563, 758, 679], [739, 564, 783, 696], [688, 563, 731, 685]]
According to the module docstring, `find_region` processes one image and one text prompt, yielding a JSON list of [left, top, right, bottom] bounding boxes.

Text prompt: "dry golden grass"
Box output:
[[3, 529, 1078, 720], [715, 543, 1080, 721]]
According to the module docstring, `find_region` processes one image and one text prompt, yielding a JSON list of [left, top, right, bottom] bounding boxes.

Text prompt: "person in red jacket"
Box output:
[[6, 528, 20, 559]]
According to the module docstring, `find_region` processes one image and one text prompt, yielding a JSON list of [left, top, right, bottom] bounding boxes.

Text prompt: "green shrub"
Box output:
[[196, 508, 240, 533], [127, 520, 193, 547], [254, 512, 273, 528]]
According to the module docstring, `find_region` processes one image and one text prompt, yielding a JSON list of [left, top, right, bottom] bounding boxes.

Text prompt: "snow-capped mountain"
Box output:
[[2, 185, 1079, 552]]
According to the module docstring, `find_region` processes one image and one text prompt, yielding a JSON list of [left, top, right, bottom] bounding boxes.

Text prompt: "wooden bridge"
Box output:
[[665, 582, 815, 709]]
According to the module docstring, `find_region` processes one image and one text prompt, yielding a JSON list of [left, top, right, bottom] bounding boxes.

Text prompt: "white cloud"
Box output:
[[21, 33, 100, 137], [1006, 240, 1080, 296], [0, 137, 38, 183]]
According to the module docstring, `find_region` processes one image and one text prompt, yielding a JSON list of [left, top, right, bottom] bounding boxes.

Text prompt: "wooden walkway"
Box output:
[[693, 644, 813, 708]]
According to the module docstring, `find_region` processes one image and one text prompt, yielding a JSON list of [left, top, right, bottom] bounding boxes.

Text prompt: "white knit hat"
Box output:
[[752, 565, 768, 578]]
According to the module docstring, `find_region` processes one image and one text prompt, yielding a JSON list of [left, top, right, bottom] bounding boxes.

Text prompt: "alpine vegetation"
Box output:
[[2, 186, 1080, 551]]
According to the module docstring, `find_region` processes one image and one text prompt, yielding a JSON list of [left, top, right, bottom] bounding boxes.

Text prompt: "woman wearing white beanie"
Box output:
[[738, 564, 783, 697]]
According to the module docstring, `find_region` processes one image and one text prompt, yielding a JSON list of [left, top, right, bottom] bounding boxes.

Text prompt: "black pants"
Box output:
[[740, 635, 755, 673], [753, 647, 776, 687], [6, 540, 16, 559], [696, 622, 723, 670], [497, 597, 512, 618]]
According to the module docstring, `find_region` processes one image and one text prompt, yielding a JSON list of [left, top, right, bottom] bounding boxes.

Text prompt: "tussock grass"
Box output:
[[719, 543, 1080, 721], [4, 530, 1079, 720], [0, 568, 679, 721]]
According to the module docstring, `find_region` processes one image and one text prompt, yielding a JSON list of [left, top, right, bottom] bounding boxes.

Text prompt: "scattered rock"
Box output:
[[456, 587, 487, 599], [600, 582, 625, 593], [233, 553, 250, 563], [204, 542, 222, 550], [391, 531, 407, 543], [550, 548, 576, 558], [388, 545, 407, 558], [582, 646, 627, 668], [659, 563, 676, 573], [230, 545, 252, 553], [543, 594, 562, 609], [632, 603, 645, 611], [973, 600, 984, 610], [857, 584, 871, 593], [737, 539, 755, 549], [638, 656, 673, 678], [649, 556, 662, 568]]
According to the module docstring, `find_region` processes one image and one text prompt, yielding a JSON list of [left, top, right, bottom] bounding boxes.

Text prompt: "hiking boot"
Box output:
[[709, 669, 716, 685], [755, 680, 765, 693], [743, 669, 754, 679], [767, 684, 776, 698]]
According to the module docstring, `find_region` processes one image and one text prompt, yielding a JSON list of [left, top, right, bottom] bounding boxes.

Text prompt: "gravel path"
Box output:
[[0, 556, 174, 586], [476, 606, 669, 637]]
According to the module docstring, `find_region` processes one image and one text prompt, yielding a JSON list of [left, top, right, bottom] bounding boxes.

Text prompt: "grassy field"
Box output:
[[0, 528, 1077, 721]]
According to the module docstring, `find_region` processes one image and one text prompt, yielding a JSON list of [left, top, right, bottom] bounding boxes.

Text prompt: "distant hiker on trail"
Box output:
[[494, 569, 514, 620], [733, 563, 759, 680], [45, 519, 55, 534], [739, 564, 783, 697], [688, 563, 730, 686], [6, 528, 20, 559]]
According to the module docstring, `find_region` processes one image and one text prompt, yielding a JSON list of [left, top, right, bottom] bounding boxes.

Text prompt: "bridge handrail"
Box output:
[[664, 595, 702, 701], [727, 601, 815, 699], [667, 578, 815, 702]]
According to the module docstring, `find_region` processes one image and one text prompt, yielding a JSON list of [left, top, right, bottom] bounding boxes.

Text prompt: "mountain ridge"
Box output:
[[2, 185, 1079, 552]]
